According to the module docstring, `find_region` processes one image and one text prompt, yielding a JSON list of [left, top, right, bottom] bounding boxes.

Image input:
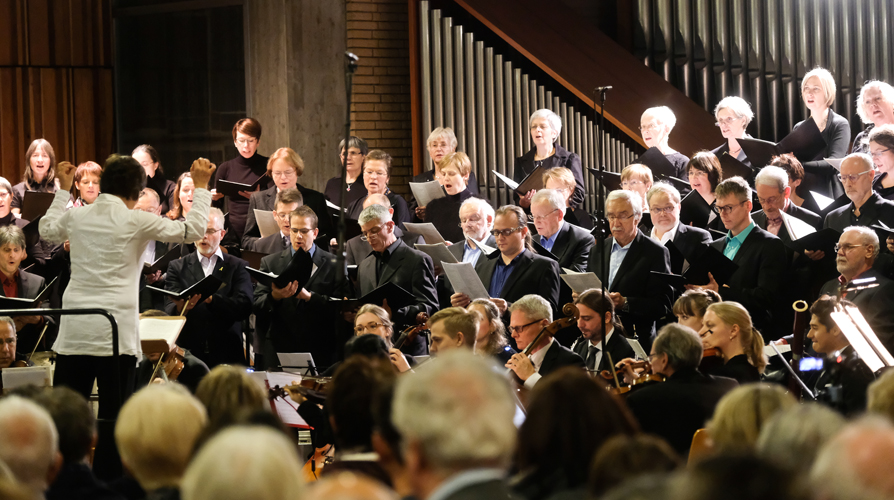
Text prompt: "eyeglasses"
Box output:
[[365, 170, 388, 178], [458, 215, 482, 227], [529, 208, 560, 222], [713, 200, 747, 215], [606, 213, 635, 222], [835, 243, 867, 253], [689, 170, 707, 179], [802, 86, 823, 96], [509, 319, 541, 334], [0, 192, 10, 199], [639, 123, 661, 132], [871, 148, 892, 159], [235, 138, 257, 146], [354, 322, 385, 334], [621, 180, 644, 189], [340, 151, 363, 158], [204, 228, 223, 236], [837, 170, 873, 183], [650, 205, 676, 215], [290, 227, 314, 235], [271, 170, 295, 179], [360, 223, 388, 241], [647, 353, 662, 363], [715, 116, 742, 127], [757, 195, 781, 206], [491, 227, 524, 238]]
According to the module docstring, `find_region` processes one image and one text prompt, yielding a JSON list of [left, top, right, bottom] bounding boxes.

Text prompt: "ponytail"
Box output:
[[744, 327, 767, 374]]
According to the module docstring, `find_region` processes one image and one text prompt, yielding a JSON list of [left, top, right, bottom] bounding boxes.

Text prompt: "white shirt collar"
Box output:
[[650, 222, 679, 245]]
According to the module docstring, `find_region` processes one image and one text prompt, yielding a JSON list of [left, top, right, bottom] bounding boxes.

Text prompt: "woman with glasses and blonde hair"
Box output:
[[853, 80, 894, 155], [710, 96, 755, 169], [698, 301, 767, 384]]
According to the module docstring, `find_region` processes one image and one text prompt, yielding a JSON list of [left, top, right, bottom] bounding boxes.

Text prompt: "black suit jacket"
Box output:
[[513, 144, 585, 208], [709, 224, 787, 333], [357, 239, 438, 328], [476, 249, 561, 314], [670, 224, 712, 273], [243, 184, 334, 249], [250, 232, 291, 254], [253, 246, 347, 366], [571, 329, 634, 372], [538, 340, 585, 379], [823, 192, 894, 232], [540, 221, 593, 273], [625, 368, 738, 455], [586, 230, 672, 340], [344, 226, 422, 267], [164, 252, 253, 367], [820, 269, 894, 351]]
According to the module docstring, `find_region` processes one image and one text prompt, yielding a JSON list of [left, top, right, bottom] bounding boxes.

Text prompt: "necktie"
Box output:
[[283, 234, 290, 249], [586, 345, 599, 371]]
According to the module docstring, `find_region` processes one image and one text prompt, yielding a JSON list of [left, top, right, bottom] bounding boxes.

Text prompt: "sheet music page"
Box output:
[[403, 222, 447, 244], [326, 199, 347, 212], [253, 209, 279, 238], [442, 262, 490, 300], [560, 272, 603, 294], [469, 237, 495, 255], [2, 366, 52, 391], [492, 170, 519, 190], [264, 371, 310, 427], [415, 243, 459, 265], [409, 180, 446, 207], [811, 191, 835, 211], [823, 158, 843, 171], [139, 317, 186, 352], [764, 344, 791, 357]]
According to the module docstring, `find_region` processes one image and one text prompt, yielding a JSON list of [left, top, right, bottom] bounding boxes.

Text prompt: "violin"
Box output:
[[698, 346, 725, 372], [149, 345, 187, 383], [602, 354, 666, 396], [269, 376, 333, 405], [394, 312, 429, 350]]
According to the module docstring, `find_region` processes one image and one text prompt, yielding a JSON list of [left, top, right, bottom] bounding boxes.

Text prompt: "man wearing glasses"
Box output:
[[752, 166, 822, 236], [344, 194, 422, 267], [687, 177, 786, 337], [505, 294, 583, 388], [244, 188, 303, 253], [646, 182, 712, 275], [824, 154, 894, 233], [437, 198, 495, 308], [586, 190, 671, 351], [253, 205, 348, 370], [530, 189, 593, 272], [165, 207, 253, 368], [357, 204, 437, 355]]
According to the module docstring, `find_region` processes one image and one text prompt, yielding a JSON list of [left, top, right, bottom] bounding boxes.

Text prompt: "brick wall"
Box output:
[[346, 0, 413, 196]]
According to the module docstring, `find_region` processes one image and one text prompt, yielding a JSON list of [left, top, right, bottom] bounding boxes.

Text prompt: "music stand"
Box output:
[[276, 353, 318, 376], [830, 304, 894, 373]]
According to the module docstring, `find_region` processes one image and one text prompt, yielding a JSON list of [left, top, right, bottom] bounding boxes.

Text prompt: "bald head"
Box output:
[[306, 471, 398, 500], [812, 418, 894, 499], [364, 193, 391, 210], [0, 396, 61, 495]]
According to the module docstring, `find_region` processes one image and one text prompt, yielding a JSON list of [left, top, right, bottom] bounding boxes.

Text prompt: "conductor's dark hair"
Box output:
[[343, 333, 390, 361], [101, 154, 146, 202]]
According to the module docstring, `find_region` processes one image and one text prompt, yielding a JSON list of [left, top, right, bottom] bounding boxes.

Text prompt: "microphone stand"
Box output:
[[334, 52, 359, 346], [593, 87, 612, 363]]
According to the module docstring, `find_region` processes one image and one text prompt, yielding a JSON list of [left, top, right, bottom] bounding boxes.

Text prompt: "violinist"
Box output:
[[624, 324, 738, 455], [569, 289, 634, 373], [135, 310, 210, 393], [505, 294, 584, 388], [0, 317, 29, 370], [349, 304, 413, 374], [698, 302, 767, 384]]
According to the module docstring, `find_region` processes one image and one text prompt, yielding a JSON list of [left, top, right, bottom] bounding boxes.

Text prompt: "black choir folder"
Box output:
[[141, 244, 183, 275], [493, 166, 547, 196], [588, 168, 622, 192], [0, 276, 57, 309], [245, 249, 313, 289], [330, 282, 415, 313], [21, 191, 56, 222], [638, 147, 691, 191], [215, 175, 268, 198], [737, 118, 827, 170], [789, 227, 840, 253], [718, 154, 753, 181], [146, 275, 224, 303], [652, 243, 738, 288]]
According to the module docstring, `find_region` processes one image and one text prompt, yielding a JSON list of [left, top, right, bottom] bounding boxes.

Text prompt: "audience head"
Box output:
[[29, 387, 96, 465], [754, 165, 791, 218], [529, 109, 562, 147], [769, 153, 805, 191], [671, 454, 810, 500], [709, 383, 796, 454], [339, 135, 369, 177], [435, 152, 471, 195], [132, 144, 163, 177], [589, 434, 681, 498], [621, 164, 654, 202], [72, 161, 102, 204], [359, 203, 396, 252], [195, 365, 268, 427], [647, 181, 683, 234], [426, 127, 458, 168], [467, 298, 508, 357], [575, 288, 619, 344], [116, 384, 207, 491], [0, 395, 61, 495], [687, 152, 723, 198], [168, 172, 193, 219], [24, 138, 56, 186], [530, 189, 566, 238], [493, 205, 532, 256], [197, 207, 226, 257], [606, 190, 643, 246], [701, 302, 767, 373], [868, 124, 894, 175], [811, 417, 894, 500], [672, 288, 722, 331], [756, 402, 846, 475], [640, 106, 677, 149], [836, 225, 879, 281], [801, 67, 837, 110], [459, 197, 494, 242], [651, 323, 703, 376], [363, 150, 392, 195], [273, 187, 304, 237], [517, 367, 638, 489], [232, 117, 262, 158], [307, 471, 398, 500], [542, 167, 578, 208], [0, 225, 27, 281], [508, 294, 552, 352], [267, 147, 304, 192], [135, 187, 162, 215], [0, 316, 17, 369], [714, 96, 754, 139], [102, 154, 147, 204], [714, 176, 752, 233], [808, 296, 852, 354], [329, 356, 396, 451], [869, 369, 894, 424], [344, 333, 391, 361], [856, 80, 894, 127], [354, 304, 394, 347], [839, 153, 876, 203], [428, 307, 478, 354], [182, 426, 303, 500], [289, 205, 318, 252]]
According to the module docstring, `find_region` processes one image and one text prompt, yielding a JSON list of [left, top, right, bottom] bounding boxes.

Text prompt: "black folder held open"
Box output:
[[246, 249, 313, 289]]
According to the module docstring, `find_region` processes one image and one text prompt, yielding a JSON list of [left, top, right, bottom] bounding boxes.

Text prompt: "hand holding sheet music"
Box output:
[[409, 180, 446, 207], [442, 262, 490, 300]]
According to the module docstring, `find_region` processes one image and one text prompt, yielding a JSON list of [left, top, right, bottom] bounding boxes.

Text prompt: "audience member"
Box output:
[[755, 403, 846, 476], [811, 417, 894, 500], [194, 365, 268, 429], [589, 434, 681, 499], [708, 383, 796, 455], [0, 396, 62, 498]]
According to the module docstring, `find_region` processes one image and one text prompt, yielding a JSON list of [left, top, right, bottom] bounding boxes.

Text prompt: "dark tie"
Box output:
[[283, 234, 289, 250], [586, 345, 599, 371]]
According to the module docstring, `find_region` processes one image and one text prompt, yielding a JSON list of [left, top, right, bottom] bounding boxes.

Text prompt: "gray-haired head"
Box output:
[[508, 294, 552, 323], [0, 225, 25, 251], [754, 166, 790, 193], [0, 177, 13, 196], [359, 203, 392, 226], [529, 109, 562, 143], [363, 193, 391, 209], [643, 106, 677, 131], [337, 135, 369, 156], [714, 96, 755, 127], [531, 189, 567, 215], [208, 207, 225, 231], [843, 225, 881, 260], [0, 396, 59, 495], [460, 197, 494, 223], [652, 323, 703, 371], [607, 190, 644, 221], [646, 181, 682, 206]]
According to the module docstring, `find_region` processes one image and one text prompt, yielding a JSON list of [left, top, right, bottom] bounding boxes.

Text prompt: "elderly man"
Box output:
[[624, 324, 738, 455], [436, 197, 496, 309], [586, 190, 672, 347], [753, 165, 822, 235], [819, 226, 894, 350], [253, 205, 348, 369], [245, 188, 303, 254], [570, 289, 633, 373], [812, 418, 894, 500], [688, 176, 786, 337], [392, 350, 517, 500], [825, 153, 894, 232], [357, 204, 438, 354], [428, 307, 478, 355], [345, 193, 422, 267], [505, 294, 583, 388], [0, 225, 52, 353], [0, 316, 26, 370], [530, 189, 593, 272], [135, 188, 173, 312], [647, 182, 711, 274], [165, 207, 253, 368], [0, 396, 62, 498], [450, 205, 560, 316]]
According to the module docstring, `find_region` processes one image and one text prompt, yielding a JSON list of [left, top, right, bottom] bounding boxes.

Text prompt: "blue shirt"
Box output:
[[462, 241, 482, 266], [723, 222, 754, 261], [608, 238, 633, 289], [489, 251, 524, 298], [539, 220, 563, 252], [290, 242, 316, 258]]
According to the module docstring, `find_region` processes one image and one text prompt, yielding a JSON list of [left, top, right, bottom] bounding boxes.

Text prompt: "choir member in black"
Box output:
[[542, 166, 593, 229], [647, 182, 712, 274], [0, 226, 52, 355], [410, 127, 480, 220], [807, 295, 874, 415], [244, 147, 332, 249], [851, 80, 894, 154], [686, 177, 787, 337], [467, 298, 515, 364], [823, 154, 894, 232], [244, 188, 302, 254], [166, 172, 194, 221], [450, 205, 561, 317], [324, 135, 368, 207], [356, 204, 437, 355], [569, 288, 634, 373], [133, 144, 176, 215], [869, 124, 894, 199], [514, 109, 584, 209], [253, 205, 346, 370], [530, 189, 593, 272], [623, 324, 738, 456], [673, 288, 722, 332], [504, 294, 584, 388], [710, 96, 755, 169], [422, 151, 479, 243], [621, 164, 654, 232], [11, 138, 58, 216], [136, 188, 171, 313], [165, 208, 253, 368], [211, 118, 272, 241], [344, 193, 421, 267], [0, 176, 52, 278], [819, 226, 894, 351], [586, 190, 672, 346], [640, 106, 689, 180], [680, 152, 725, 231], [346, 150, 411, 229], [697, 302, 765, 384]]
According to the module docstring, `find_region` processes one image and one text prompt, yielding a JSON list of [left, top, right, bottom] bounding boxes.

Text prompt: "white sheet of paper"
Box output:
[[627, 339, 649, 360], [403, 222, 446, 244], [469, 237, 495, 255], [764, 343, 791, 357], [326, 200, 346, 212], [265, 371, 310, 427], [2, 366, 52, 392], [415, 243, 459, 265], [492, 170, 519, 191], [139, 316, 187, 353], [782, 211, 817, 241], [824, 158, 843, 171], [277, 353, 316, 370], [253, 209, 279, 238], [560, 272, 603, 294], [811, 191, 835, 211], [409, 180, 446, 207], [562, 268, 582, 275], [442, 262, 490, 300]]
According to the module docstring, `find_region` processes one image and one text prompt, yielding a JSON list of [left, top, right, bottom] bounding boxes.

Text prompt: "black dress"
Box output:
[[701, 353, 760, 384], [324, 176, 368, 208], [213, 153, 271, 240], [665, 151, 691, 182], [874, 172, 894, 201], [345, 189, 411, 230]]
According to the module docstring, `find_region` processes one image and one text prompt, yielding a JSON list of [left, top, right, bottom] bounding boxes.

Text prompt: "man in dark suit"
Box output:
[[245, 188, 303, 254], [253, 205, 349, 370], [165, 208, 253, 368], [436, 197, 496, 308], [530, 189, 593, 272], [625, 324, 738, 455], [570, 288, 634, 373], [357, 204, 438, 355], [587, 190, 672, 346], [505, 294, 584, 388], [753, 165, 822, 233], [344, 193, 422, 266], [450, 205, 561, 317], [687, 177, 787, 337], [646, 182, 712, 274], [0, 225, 52, 355], [823, 154, 894, 233]]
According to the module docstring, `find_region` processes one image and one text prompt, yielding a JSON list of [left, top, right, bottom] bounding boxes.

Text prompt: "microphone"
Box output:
[[345, 51, 359, 63], [595, 86, 613, 92]]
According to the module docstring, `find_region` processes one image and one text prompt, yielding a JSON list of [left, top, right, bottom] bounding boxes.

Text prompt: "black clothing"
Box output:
[[423, 188, 479, 243], [824, 192, 894, 232], [670, 224, 713, 274], [795, 110, 850, 202], [665, 151, 691, 182], [565, 207, 594, 230], [146, 171, 177, 217], [46, 462, 125, 500], [213, 153, 271, 239], [538, 340, 585, 379], [324, 175, 368, 208], [476, 249, 562, 316], [54, 354, 137, 420], [873, 173, 894, 201], [538, 221, 594, 273], [135, 349, 210, 393], [11, 179, 57, 211], [820, 269, 894, 352], [514, 144, 585, 208], [244, 184, 334, 250], [345, 189, 411, 230], [571, 331, 634, 372], [344, 226, 422, 267], [701, 354, 760, 384]]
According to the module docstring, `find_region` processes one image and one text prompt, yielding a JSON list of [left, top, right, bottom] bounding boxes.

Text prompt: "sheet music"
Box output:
[[277, 353, 316, 370], [2, 366, 52, 391], [831, 309, 886, 373], [403, 222, 446, 244], [469, 237, 495, 255], [782, 211, 817, 241], [326, 200, 346, 212], [139, 316, 187, 353], [562, 268, 582, 275], [559, 272, 603, 294], [764, 343, 791, 357], [265, 371, 310, 427], [811, 191, 835, 211], [823, 158, 843, 171], [253, 209, 279, 238], [409, 180, 446, 207], [415, 243, 459, 265], [627, 339, 649, 360], [442, 262, 490, 300], [492, 170, 519, 191]]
